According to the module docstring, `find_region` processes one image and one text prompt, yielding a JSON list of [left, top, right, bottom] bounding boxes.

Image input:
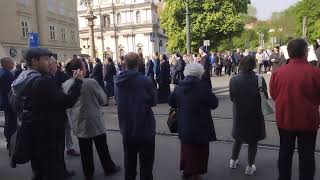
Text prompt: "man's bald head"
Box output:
[[124, 52, 139, 70], [0, 57, 14, 70]]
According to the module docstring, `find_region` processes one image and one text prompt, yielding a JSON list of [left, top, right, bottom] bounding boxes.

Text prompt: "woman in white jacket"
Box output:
[[63, 58, 120, 180]]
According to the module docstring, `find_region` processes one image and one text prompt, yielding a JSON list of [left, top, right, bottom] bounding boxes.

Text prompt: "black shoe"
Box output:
[[67, 149, 80, 157], [85, 176, 94, 180], [181, 172, 191, 180], [64, 170, 76, 179], [105, 166, 121, 176]]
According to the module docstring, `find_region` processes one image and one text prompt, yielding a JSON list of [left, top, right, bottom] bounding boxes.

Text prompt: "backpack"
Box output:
[[8, 77, 40, 168]]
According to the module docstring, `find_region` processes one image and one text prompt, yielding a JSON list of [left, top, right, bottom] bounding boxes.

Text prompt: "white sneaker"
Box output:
[[245, 165, 256, 175], [229, 159, 239, 169]]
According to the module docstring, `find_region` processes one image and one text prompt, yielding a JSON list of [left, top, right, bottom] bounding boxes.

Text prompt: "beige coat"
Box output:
[[63, 78, 107, 138]]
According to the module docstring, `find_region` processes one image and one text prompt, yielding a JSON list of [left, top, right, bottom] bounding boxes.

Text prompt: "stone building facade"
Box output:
[[0, 0, 81, 62], [78, 0, 167, 60]]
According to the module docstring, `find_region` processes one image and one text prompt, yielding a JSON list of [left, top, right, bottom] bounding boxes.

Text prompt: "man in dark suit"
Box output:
[[81, 58, 90, 78], [0, 57, 16, 149], [85, 58, 94, 76], [146, 57, 156, 87], [90, 58, 106, 93]]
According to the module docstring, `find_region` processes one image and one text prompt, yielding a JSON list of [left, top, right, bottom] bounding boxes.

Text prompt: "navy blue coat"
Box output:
[[169, 76, 218, 144], [155, 58, 161, 81], [0, 68, 14, 111], [146, 59, 156, 86], [114, 70, 158, 142]]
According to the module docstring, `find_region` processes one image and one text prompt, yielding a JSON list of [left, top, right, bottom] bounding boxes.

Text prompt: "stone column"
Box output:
[[82, 8, 97, 59]]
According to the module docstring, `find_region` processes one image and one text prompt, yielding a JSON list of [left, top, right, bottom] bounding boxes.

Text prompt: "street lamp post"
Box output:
[[185, 0, 191, 55]]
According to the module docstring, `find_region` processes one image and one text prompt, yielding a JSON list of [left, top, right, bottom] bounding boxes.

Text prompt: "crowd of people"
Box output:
[[0, 37, 319, 180]]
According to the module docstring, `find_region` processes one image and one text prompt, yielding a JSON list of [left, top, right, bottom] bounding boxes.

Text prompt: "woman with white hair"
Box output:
[[168, 62, 219, 180]]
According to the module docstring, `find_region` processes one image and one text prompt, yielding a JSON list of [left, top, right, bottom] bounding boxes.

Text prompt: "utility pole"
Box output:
[[185, 0, 191, 55], [302, 16, 307, 38]]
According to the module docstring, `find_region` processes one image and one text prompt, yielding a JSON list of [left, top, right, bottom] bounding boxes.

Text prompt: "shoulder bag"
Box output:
[[257, 75, 274, 116]]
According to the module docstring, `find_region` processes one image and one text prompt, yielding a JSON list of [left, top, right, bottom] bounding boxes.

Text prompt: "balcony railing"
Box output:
[[78, 0, 155, 11], [79, 20, 156, 30]]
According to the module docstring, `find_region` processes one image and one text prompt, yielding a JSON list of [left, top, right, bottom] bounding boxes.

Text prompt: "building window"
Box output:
[[19, 0, 29, 6], [117, 13, 122, 24], [21, 20, 29, 38], [71, 30, 75, 41], [59, 2, 65, 16], [136, 11, 141, 24], [102, 15, 110, 28], [61, 28, 66, 41], [69, 11, 75, 19], [48, 0, 55, 12], [49, 25, 55, 40]]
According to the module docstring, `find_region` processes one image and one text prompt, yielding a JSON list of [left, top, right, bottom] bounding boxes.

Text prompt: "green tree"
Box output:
[[247, 5, 257, 18], [282, 0, 320, 42], [160, 0, 250, 53], [217, 29, 258, 51]]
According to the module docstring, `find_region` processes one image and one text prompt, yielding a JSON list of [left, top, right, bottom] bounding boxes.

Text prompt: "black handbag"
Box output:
[[9, 118, 32, 167], [167, 108, 178, 133]]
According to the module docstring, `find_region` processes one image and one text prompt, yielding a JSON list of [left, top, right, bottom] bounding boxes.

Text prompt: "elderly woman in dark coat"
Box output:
[[229, 55, 267, 176], [104, 57, 117, 98], [158, 54, 171, 103], [169, 62, 218, 180]]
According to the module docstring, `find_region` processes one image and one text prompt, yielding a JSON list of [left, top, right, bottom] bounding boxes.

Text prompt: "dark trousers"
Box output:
[[78, 133, 116, 178], [258, 63, 263, 74], [31, 135, 65, 180], [105, 80, 114, 98], [123, 137, 155, 180], [278, 128, 317, 180], [215, 66, 222, 76], [4, 107, 17, 148], [231, 140, 258, 166]]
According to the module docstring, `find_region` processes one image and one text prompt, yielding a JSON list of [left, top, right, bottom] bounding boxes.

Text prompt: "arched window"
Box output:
[[102, 15, 110, 28], [136, 11, 141, 24], [117, 13, 122, 24]]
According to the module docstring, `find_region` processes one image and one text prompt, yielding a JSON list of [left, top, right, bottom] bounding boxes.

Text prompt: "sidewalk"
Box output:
[[0, 131, 319, 180]]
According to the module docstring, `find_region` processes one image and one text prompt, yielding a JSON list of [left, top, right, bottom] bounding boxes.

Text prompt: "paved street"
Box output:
[[0, 75, 320, 180]]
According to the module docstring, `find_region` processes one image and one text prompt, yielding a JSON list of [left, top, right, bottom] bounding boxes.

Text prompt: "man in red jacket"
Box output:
[[270, 38, 320, 180]]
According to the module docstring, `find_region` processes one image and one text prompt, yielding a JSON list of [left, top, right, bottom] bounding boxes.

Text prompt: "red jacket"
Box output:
[[270, 58, 320, 131]]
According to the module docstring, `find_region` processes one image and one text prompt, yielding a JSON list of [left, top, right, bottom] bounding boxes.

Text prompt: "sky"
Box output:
[[251, 0, 300, 20]]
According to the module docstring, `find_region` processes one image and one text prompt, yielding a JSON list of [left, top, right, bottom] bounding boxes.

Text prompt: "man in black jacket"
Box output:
[[199, 46, 212, 89], [11, 48, 83, 180], [0, 57, 16, 149]]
